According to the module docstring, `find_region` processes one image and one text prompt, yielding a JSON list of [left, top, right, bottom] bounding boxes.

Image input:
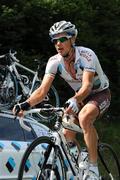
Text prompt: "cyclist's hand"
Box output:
[[13, 101, 30, 117], [65, 98, 79, 114]]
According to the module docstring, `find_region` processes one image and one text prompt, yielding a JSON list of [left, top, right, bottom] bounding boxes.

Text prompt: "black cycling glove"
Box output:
[[14, 101, 30, 115]]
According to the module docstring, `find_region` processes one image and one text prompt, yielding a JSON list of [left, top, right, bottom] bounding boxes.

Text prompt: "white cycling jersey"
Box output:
[[45, 46, 109, 93]]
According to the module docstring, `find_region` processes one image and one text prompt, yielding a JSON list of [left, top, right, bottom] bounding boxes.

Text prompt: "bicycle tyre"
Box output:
[[49, 85, 60, 107], [98, 142, 120, 180], [32, 81, 60, 121], [0, 65, 18, 110], [18, 136, 66, 180], [33, 81, 60, 107]]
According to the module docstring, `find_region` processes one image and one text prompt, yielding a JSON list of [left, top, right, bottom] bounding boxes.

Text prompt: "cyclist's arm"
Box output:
[[27, 56, 58, 107], [65, 70, 95, 114], [74, 49, 97, 103], [27, 74, 54, 107], [74, 70, 95, 102]]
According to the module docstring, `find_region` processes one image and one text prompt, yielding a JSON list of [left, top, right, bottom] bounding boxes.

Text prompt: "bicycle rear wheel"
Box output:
[[32, 81, 60, 121], [18, 136, 66, 180], [98, 143, 120, 180], [33, 81, 60, 107], [0, 65, 18, 110]]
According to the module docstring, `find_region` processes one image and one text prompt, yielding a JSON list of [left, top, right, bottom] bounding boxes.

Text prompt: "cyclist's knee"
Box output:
[[78, 113, 94, 133], [78, 105, 98, 133]]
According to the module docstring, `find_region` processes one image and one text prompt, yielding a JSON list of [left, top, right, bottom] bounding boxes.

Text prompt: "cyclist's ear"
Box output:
[[71, 36, 76, 45]]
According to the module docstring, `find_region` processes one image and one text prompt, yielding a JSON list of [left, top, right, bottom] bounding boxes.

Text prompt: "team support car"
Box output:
[[0, 110, 49, 180]]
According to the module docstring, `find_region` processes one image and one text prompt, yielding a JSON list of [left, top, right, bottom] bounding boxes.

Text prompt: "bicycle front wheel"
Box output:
[[18, 136, 66, 180], [98, 143, 120, 180], [0, 65, 18, 110]]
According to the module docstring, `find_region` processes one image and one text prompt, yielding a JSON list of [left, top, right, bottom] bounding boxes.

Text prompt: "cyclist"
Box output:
[[13, 20, 111, 179]]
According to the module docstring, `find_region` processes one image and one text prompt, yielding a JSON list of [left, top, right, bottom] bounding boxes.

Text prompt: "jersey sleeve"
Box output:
[[80, 49, 97, 72], [45, 57, 59, 77]]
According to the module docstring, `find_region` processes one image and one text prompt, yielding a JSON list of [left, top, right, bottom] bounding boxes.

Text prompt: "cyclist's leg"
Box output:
[[78, 89, 111, 177], [63, 117, 80, 149], [62, 117, 81, 161], [78, 103, 99, 179], [78, 103, 99, 164]]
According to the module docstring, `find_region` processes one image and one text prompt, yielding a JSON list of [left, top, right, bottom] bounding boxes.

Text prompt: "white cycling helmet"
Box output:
[[49, 20, 78, 39]]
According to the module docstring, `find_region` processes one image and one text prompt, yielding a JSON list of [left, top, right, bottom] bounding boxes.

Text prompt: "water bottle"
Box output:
[[68, 142, 79, 161], [80, 148, 88, 161]]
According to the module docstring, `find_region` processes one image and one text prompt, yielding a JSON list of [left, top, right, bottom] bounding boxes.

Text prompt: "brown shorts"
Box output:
[[83, 88, 111, 116]]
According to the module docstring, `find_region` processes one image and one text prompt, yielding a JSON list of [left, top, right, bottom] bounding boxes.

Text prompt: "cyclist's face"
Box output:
[[52, 33, 72, 57]]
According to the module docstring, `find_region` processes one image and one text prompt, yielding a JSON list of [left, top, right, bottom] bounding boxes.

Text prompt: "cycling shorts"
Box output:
[[83, 88, 111, 116]]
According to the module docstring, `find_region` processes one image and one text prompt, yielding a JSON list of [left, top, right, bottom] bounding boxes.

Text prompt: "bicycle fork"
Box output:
[[36, 144, 53, 180]]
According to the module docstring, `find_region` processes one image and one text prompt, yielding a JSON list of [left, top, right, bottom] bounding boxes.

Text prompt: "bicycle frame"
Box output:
[[17, 107, 120, 180], [0, 50, 60, 113], [10, 61, 40, 96], [21, 108, 84, 179], [0, 50, 40, 98], [51, 128, 81, 178]]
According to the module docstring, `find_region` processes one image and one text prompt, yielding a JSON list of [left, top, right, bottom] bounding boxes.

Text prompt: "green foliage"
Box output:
[[96, 116, 120, 160]]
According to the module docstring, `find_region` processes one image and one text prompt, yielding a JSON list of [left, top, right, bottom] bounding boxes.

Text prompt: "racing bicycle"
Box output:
[[16, 106, 120, 180], [0, 50, 60, 119]]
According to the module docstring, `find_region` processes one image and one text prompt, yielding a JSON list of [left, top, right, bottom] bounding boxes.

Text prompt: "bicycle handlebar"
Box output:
[[0, 49, 19, 62], [19, 117, 32, 132], [9, 50, 19, 62], [0, 54, 5, 59], [17, 107, 64, 132], [24, 107, 64, 115]]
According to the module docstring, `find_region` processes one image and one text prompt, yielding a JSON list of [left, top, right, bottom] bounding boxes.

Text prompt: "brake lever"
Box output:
[[13, 107, 31, 132], [13, 107, 20, 121]]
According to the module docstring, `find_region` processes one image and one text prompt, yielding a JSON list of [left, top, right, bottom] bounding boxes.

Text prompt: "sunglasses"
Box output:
[[51, 36, 69, 44]]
